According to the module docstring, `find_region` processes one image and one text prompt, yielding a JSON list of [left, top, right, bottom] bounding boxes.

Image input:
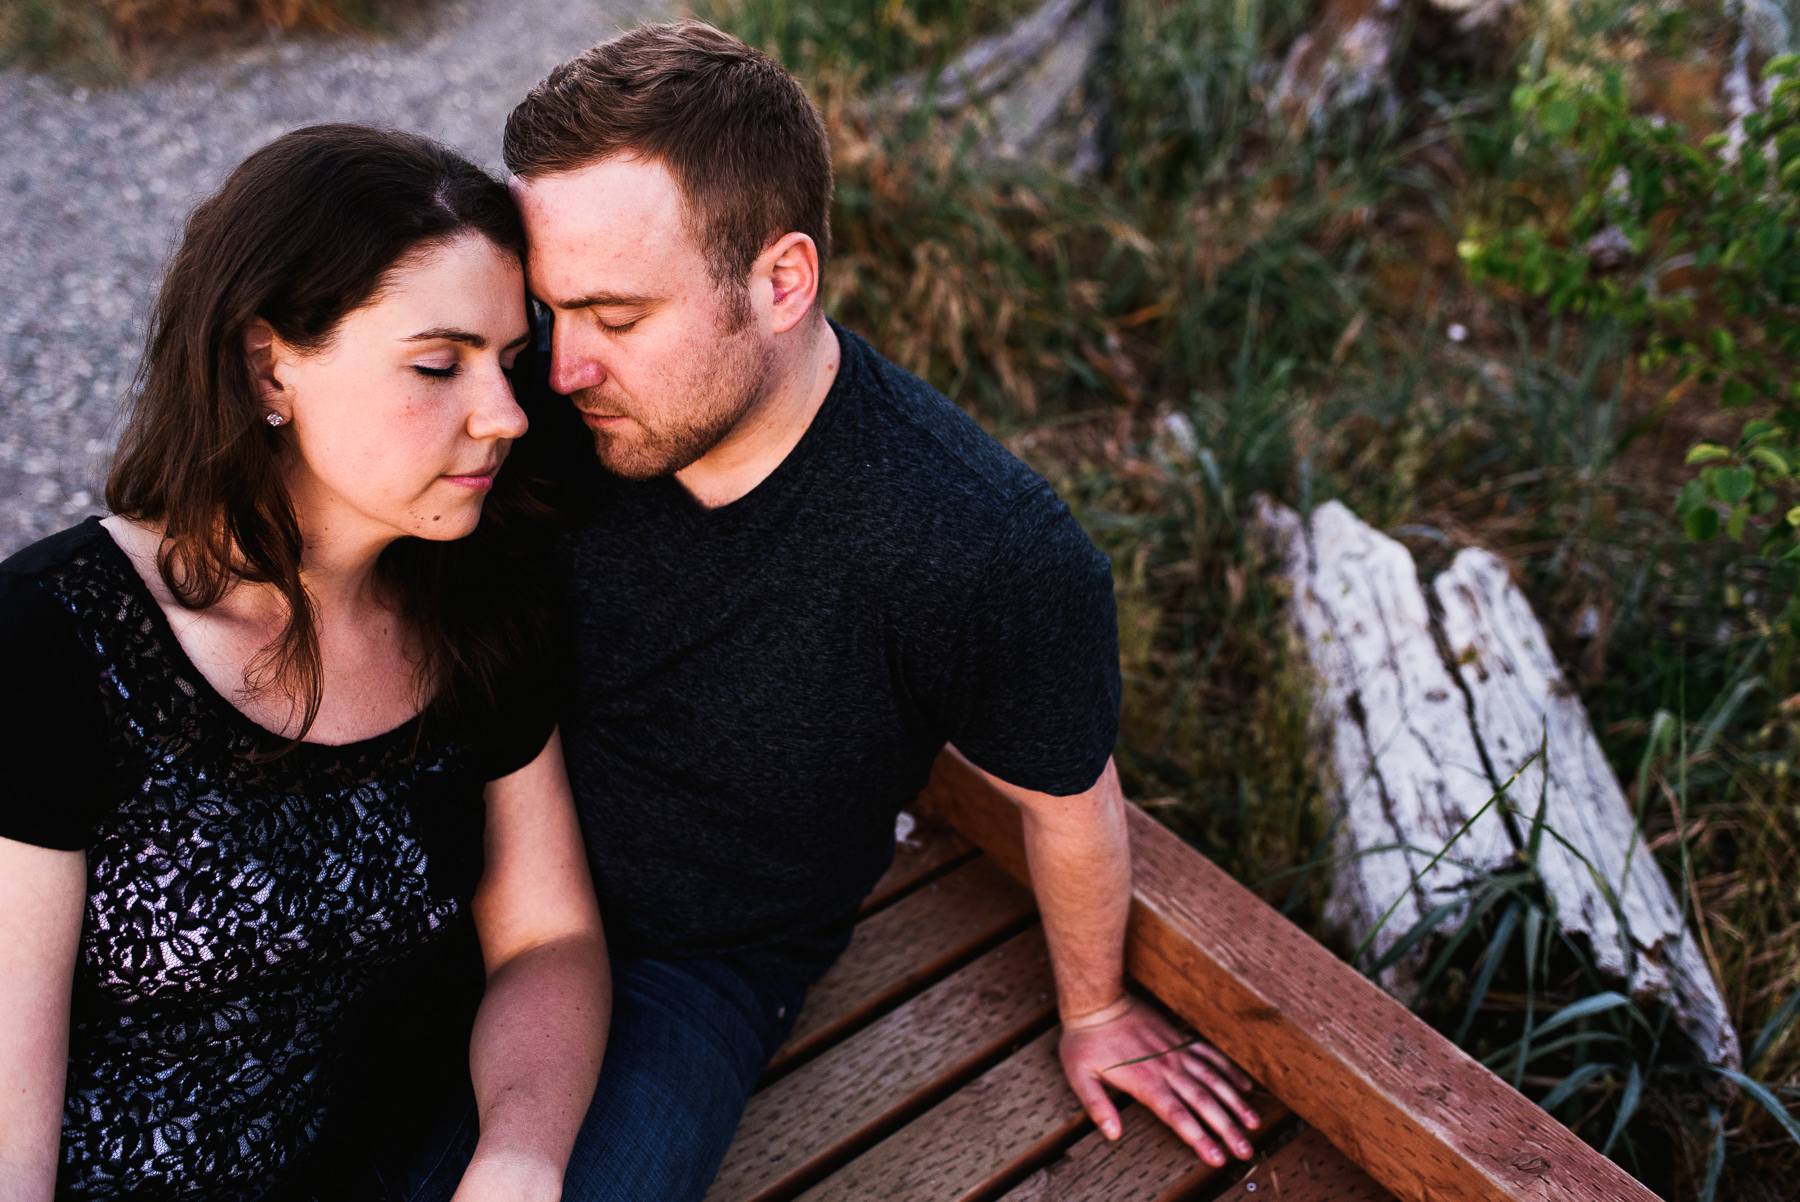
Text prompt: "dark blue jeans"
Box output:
[[373, 955, 806, 1202]]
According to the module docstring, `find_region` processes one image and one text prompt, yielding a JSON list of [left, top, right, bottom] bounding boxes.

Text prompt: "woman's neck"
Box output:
[[101, 515, 423, 745]]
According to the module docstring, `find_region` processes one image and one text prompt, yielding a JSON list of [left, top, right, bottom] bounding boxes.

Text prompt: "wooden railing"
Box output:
[[914, 748, 1659, 1202]]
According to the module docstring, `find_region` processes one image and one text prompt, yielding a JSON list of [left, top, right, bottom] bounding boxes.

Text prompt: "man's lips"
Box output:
[[577, 409, 628, 429]]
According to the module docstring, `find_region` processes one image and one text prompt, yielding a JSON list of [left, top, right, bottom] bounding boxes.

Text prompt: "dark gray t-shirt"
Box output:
[[553, 323, 1120, 982]]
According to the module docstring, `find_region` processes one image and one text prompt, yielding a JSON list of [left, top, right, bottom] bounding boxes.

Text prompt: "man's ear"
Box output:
[[757, 232, 821, 336], [243, 317, 287, 410]]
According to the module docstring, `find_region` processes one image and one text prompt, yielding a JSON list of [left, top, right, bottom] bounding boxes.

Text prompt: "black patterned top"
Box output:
[[0, 519, 556, 1201]]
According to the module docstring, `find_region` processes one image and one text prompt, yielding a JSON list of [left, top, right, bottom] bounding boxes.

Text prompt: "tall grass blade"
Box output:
[[1749, 986, 1800, 1073], [1456, 900, 1521, 1045], [1352, 752, 1538, 970], [1483, 1030, 1629, 1069], [1602, 1060, 1644, 1156], [1714, 1068, 1800, 1148], [1698, 1103, 1725, 1202], [1537, 1060, 1612, 1112], [1533, 990, 1637, 1038], [1369, 896, 1474, 976]]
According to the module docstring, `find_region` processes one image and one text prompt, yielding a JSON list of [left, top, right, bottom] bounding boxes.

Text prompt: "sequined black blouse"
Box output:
[[0, 519, 556, 1200]]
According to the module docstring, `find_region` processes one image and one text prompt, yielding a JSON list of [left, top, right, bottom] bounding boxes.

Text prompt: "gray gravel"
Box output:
[[0, 0, 661, 557]]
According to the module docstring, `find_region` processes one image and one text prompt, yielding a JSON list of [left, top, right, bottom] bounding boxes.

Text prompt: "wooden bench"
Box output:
[[704, 750, 1660, 1202]]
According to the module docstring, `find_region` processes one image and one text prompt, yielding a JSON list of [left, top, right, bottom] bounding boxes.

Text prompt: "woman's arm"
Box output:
[[454, 729, 609, 1202], [0, 837, 85, 1202]]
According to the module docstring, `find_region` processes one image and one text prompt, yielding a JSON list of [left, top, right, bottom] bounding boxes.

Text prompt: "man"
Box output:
[[502, 21, 1259, 1200]]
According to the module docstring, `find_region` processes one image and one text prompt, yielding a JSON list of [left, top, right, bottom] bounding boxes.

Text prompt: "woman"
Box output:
[[0, 125, 607, 1201]]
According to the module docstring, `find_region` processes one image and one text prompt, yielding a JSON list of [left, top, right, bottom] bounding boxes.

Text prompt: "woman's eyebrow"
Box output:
[[403, 327, 487, 347]]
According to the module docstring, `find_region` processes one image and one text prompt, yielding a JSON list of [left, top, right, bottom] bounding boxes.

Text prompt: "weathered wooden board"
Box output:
[[998, 1095, 1295, 1202], [1238, 1127, 1392, 1201], [860, 813, 975, 915], [705, 926, 1058, 1202], [795, 1029, 1085, 1201], [917, 749, 1663, 1202], [770, 855, 1037, 1074], [1257, 499, 1516, 992], [1434, 549, 1739, 1067]]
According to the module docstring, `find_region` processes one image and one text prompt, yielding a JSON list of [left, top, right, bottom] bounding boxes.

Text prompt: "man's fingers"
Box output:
[[1189, 1041, 1257, 1094], [1140, 1083, 1228, 1166], [1167, 1069, 1254, 1160], [1071, 1072, 1123, 1140], [1182, 1049, 1260, 1129]]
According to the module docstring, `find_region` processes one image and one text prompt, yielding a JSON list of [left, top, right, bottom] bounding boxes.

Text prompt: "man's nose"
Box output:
[[549, 318, 606, 396]]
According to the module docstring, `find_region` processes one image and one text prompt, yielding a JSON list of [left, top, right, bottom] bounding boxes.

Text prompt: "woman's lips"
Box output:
[[442, 462, 501, 489]]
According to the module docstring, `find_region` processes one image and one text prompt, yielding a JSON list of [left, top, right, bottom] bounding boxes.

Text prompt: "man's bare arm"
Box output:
[[960, 751, 1260, 1166]]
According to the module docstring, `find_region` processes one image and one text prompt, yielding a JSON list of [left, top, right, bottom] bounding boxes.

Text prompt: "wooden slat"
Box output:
[[861, 812, 976, 914], [770, 856, 1036, 1075], [915, 749, 1662, 1202], [796, 1029, 1085, 1202], [706, 927, 1058, 1202], [998, 1094, 1295, 1202], [1238, 1128, 1393, 1201]]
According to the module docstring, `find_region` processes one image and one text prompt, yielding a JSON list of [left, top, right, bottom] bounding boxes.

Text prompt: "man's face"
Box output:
[[514, 157, 773, 480]]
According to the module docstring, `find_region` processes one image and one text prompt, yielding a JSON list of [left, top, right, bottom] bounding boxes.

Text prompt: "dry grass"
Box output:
[[1, 0, 405, 72]]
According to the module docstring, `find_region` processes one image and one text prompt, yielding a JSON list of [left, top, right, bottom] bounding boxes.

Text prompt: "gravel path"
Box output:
[[0, 0, 660, 556]]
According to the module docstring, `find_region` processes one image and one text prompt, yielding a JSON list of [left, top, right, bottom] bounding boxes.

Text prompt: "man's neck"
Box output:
[[674, 316, 842, 510]]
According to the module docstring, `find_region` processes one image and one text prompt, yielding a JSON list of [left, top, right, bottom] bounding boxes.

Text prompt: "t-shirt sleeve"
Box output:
[[933, 485, 1121, 796], [0, 569, 115, 849], [469, 658, 561, 783]]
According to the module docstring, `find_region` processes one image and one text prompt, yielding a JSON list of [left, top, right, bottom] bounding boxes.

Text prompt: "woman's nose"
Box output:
[[471, 366, 529, 440]]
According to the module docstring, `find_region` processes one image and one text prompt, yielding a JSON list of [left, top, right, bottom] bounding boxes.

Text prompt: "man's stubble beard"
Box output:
[[580, 308, 775, 481]]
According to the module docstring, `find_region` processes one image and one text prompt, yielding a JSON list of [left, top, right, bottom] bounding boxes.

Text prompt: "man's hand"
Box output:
[[1059, 996, 1259, 1166]]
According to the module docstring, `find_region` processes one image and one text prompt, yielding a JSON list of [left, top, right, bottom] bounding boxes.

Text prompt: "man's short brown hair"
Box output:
[[504, 21, 834, 290]]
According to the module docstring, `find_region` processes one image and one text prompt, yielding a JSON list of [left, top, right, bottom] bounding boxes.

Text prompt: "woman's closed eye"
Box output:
[[413, 363, 461, 379]]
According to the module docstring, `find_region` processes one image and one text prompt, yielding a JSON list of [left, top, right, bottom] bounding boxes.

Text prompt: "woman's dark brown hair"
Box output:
[[108, 123, 551, 745]]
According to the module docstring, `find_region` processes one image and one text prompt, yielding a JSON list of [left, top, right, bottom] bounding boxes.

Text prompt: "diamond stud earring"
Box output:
[[266, 413, 286, 427]]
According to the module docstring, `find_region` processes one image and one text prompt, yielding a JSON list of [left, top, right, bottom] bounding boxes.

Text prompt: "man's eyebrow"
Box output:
[[551, 292, 659, 311]]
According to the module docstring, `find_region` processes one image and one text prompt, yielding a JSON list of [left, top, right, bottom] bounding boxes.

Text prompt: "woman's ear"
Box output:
[[243, 318, 287, 411]]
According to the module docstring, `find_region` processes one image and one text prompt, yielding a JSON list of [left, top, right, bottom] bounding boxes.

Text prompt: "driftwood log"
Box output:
[[886, 0, 1115, 176], [1258, 498, 1740, 1071]]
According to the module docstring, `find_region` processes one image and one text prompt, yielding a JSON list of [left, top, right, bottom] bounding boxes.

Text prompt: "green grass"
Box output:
[[686, 0, 1800, 1194]]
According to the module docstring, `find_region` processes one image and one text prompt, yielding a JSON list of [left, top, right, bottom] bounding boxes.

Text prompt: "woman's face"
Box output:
[[268, 233, 531, 552]]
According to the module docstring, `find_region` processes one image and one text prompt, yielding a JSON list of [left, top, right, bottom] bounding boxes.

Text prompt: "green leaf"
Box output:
[[1676, 478, 1709, 516], [1685, 442, 1733, 465], [1705, 465, 1756, 505], [1741, 419, 1779, 445], [1745, 147, 1770, 191], [1714, 1068, 1800, 1148], [1786, 505, 1800, 529], [1749, 446, 1793, 478], [1729, 500, 1751, 542], [1542, 97, 1580, 137], [1724, 377, 1758, 407], [1687, 506, 1720, 541]]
